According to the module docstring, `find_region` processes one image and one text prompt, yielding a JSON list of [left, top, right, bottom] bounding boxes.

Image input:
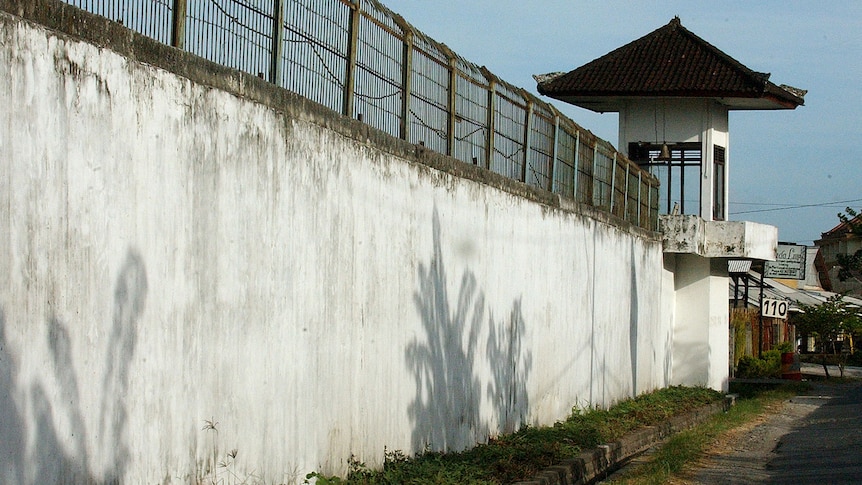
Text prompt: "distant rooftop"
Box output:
[[819, 214, 862, 240], [536, 17, 806, 113]]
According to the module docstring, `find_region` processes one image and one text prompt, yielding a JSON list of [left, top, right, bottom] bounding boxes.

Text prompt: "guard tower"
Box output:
[[537, 17, 804, 221], [536, 17, 805, 390]]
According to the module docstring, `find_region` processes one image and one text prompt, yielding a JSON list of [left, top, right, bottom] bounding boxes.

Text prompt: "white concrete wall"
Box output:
[[0, 11, 672, 484], [619, 99, 711, 147]]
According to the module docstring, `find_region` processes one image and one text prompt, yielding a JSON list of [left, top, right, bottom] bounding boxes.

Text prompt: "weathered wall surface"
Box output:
[[0, 6, 670, 483]]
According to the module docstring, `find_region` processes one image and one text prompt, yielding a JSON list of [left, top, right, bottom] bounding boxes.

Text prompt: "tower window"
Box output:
[[629, 142, 702, 217], [713, 146, 726, 221]]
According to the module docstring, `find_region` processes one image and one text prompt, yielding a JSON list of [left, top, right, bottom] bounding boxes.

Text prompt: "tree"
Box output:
[[836, 207, 862, 283], [793, 294, 862, 378]]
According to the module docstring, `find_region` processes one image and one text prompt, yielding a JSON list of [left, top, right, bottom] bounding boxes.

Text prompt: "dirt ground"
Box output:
[[674, 375, 862, 485], [599, 365, 862, 485], [672, 397, 807, 484]]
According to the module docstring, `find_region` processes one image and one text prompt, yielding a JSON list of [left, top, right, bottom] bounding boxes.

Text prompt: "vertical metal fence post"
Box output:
[[638, 171, 643, 225], [610, 153, 617, 214], [446, 51, 457, 157], [482, 68, 496, 171], [344, 0, 361, 118], [549, 114, 559, 192], [648, 175, 653, 229], [651, 181, 658, 230], [573, 131, 580, 201], [171, 0, 187, 50], [269, 0, 285, 85], [591, 144, 599, 207], [522, 98, 533, 183], [652, 181, 657, 230], [624, 161, 630, 221], [399, 28, 413, 141]]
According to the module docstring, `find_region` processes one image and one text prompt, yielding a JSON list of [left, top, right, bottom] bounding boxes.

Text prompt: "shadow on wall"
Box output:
[[406, 208, 531, 453], [99, 248, 148, 482], [0, 248, 147, 484], [630, 245, 639, 397], [486, 299, 531, 435]]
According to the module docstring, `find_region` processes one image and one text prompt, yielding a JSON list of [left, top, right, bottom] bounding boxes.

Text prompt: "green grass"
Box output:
[[305, 386, 723, 485], [603, 382, 811, 485]]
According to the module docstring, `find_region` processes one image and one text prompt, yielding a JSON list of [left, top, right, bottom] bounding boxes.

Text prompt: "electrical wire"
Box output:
[[730, 198, 862, 215]]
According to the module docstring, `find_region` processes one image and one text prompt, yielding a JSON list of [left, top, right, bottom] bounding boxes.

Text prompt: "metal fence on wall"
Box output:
[[61, 0, 661, 230]]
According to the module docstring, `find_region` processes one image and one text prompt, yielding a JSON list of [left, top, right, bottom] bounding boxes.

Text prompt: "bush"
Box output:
[[736, 351, 782, 378], [775, 341, 793, 353]]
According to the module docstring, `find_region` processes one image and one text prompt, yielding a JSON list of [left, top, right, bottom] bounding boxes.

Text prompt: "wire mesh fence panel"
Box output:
[[58, 0, 662, 231], [408, 35, 449, 153], [185, 0, 275, 81], [453, 62, 489, 166], [576, 132, 595, 205], [650, 183, 660, 230], [552, 127, 576, 198], [593, 144, 614, 210], [527, 105, 554, 190], [639, 177, 651, 228], [612, 157, 627, 219], [353, 8, 404, 137], [491, 85, 526, 181], [626, 167, 640, 225], [63, 0, 174, 43], [281, 0, 349, 113]]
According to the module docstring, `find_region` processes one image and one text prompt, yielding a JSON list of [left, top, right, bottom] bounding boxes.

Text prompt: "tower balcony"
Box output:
[[660, 214, 777, 260]]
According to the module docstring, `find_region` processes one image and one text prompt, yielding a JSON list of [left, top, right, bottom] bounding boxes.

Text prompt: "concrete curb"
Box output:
[[511, 396, 734, 485]]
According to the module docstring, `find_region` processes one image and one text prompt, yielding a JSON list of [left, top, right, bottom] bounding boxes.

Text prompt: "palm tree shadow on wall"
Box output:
[[486, 299, 531, 435], [99, 248, 148, 482], [406, 208, 531, 453], [0, 308, 26, 484], [0, 248, 146, 484], [0, 309, 97, 483]]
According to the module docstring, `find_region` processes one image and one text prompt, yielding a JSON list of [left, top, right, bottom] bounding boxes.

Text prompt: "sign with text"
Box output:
[[762, 298, 789, 319], [764, 244, 806, 280]]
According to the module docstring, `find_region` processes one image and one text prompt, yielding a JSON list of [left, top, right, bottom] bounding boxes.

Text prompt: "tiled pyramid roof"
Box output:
[[536, 17, 805, 112]]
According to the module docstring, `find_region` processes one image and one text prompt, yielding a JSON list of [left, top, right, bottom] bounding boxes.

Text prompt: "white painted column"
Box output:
[[670, 254, 730, 391]]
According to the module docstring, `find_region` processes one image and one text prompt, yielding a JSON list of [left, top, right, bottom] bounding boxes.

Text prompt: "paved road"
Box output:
[[691, 375, 862, 484], [800, 362, 862, 379]]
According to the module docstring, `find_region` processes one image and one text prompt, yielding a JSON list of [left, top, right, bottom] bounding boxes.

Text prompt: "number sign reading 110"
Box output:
[[761, 298, 789, 319]]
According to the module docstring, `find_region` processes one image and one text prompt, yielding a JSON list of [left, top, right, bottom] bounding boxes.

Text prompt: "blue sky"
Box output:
[[393, 1, 862, 245]]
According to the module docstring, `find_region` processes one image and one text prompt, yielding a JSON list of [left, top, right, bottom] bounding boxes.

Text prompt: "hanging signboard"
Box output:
[[764, 243, 806, 280], [761, 298, 789, 319]]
